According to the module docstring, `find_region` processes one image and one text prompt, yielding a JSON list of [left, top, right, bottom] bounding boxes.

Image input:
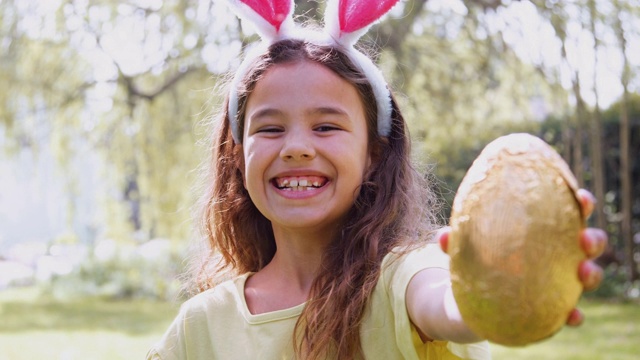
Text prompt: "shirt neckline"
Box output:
[[236, 273, 306, 325]]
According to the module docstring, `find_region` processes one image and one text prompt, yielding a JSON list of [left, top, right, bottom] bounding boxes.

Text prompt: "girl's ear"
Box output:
[[363, 140, 379, 179]]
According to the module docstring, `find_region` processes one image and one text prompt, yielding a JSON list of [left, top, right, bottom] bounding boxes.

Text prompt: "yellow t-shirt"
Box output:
[[147, 244, 491, 359]]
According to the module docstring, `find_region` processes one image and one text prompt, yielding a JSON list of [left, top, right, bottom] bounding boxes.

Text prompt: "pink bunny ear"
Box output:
[[226, 0, 294, 41], [325, 0, 400, 44], [241, 0, 291, 31], [339, 0, 399, 33], [322, 0, 397, 138]]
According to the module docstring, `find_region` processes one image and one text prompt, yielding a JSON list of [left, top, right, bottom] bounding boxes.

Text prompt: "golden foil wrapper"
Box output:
[[449, 133, 584, 346]]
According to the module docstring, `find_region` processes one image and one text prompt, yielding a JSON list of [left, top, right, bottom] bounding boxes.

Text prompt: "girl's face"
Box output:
[[241, 60, 371, 235]]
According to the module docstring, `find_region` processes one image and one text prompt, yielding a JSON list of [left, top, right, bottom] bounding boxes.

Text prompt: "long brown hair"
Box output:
[[194, 39, 440, 359]]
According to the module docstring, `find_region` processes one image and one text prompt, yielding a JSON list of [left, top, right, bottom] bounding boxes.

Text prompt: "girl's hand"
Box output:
[[439, 188, 608, 327]]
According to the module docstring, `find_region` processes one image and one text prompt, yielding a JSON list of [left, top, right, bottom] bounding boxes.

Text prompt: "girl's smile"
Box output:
[[273, 175, 327, 191], [241, 60, 371, 233], [272, 174, 329, 200]]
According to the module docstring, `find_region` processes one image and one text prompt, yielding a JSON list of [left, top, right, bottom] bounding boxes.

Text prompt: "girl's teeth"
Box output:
[[276, 176, 325, 189]]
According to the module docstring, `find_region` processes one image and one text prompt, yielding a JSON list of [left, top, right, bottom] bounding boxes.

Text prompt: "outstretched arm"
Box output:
[[406, 264, 481, 343], [406, 189, 607, 343]]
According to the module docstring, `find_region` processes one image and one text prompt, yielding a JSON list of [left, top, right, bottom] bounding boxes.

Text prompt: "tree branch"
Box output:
[[120, 67, 196, 103]]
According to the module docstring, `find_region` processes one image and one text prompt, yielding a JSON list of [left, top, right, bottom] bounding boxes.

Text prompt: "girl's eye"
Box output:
[[257, 127, 283, 133], [315, 125, 340, 132]]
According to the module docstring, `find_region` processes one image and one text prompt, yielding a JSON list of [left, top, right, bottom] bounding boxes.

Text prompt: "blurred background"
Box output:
[[0, 0, 638, 359]]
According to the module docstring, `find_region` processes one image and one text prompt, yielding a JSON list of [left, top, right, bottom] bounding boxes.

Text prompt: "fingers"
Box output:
[[579, 260, 604, 292], [580, 228, 608, 259], [566, 308, 584, 327], [576, 189, 596, 220], [437, 226, 451, 254]]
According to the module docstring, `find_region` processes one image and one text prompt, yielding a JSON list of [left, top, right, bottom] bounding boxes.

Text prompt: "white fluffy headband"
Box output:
[[225, 0, 400, 143]]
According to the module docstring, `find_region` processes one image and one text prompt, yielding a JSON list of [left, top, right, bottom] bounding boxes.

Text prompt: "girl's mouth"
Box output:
[[273, 176, 328, 191]]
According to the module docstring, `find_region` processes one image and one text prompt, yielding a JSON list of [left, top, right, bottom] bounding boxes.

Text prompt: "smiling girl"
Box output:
[[146, 1, 606, 359]]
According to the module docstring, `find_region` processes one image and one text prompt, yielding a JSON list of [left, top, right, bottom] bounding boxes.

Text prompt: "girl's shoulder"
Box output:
[[379, 242, 450, 290], [383, 242, 449, 271], [179, 273, 251, 316]]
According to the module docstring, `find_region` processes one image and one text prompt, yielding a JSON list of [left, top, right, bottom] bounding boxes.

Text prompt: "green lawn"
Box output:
[[0, 287, 638, 359], [490, 300, 640, 360], [0, 287, 179, 360]]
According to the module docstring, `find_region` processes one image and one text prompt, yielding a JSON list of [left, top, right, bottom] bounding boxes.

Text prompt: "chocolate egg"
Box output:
[[449, 133, 585, 346]]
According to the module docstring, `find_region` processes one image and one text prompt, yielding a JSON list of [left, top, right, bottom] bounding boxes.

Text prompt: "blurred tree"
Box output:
[[1, 0, 639, 269], [612, 0, 639, 281], [0, 0, 229, 241], [593, 95, 639, 276], [1, 0, 532, 240], [385, 1, 557, 212], [587, 0, 606, 231], [533, 0, 640, 283], [526, 3, 573, 162]]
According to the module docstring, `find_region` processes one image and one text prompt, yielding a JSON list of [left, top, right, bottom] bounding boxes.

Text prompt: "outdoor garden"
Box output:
[[1, 0, 639, 359]]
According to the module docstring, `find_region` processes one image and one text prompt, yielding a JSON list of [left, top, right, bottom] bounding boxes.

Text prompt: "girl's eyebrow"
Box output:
[[249, 108, 283, 120], [251, 106, 349, 120], [307, 106, 348, 116]]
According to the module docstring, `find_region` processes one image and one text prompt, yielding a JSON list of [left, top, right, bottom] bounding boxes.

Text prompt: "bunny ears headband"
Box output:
[[226, 0, 400, 143]]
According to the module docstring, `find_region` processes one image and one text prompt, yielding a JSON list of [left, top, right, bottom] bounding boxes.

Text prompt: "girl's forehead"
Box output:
[[251, 61, 354, 97], [244, 60, 368, 128], [260, 60, 332, 80]]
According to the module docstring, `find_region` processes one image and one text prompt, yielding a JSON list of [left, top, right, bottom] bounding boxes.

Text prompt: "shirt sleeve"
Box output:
[[381, 243, 491, 360], [145, 301, 192, 360], [145, 348, 163, 360]]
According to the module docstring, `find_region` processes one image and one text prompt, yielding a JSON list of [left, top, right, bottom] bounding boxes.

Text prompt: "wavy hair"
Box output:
[[193, 39, 440, 359]]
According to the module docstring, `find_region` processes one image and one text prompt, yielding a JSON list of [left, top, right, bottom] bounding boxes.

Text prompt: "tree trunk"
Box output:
[[572, 78, 585, 189], [613, 0, 638, 281], [587, 0, 606, 231], [619, 89, 636, 281]]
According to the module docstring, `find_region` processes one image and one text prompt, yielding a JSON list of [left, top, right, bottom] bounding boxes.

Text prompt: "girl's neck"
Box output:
[[244, 227, 335, 314], [270, 226, 334, 287]]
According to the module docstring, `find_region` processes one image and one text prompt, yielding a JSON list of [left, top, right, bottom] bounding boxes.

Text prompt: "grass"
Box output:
[[490, 299, 640, 359], [0, 287, 638, 359], [0, 287, 180, 360]]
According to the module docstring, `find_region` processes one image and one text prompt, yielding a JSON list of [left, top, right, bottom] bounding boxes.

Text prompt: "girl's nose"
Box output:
[[280, 130, 316, 161]]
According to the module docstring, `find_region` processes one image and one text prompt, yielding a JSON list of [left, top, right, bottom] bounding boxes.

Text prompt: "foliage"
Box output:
[[42, 239, 187, 301], [1, 0, 227, 242], [382, 2, 561, 215], [1, 0, 639, 295], [540, 93, 640, 276], [585, 264, 640, 300]]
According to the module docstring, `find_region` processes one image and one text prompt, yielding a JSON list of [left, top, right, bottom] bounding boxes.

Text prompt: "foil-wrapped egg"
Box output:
[[449, 133, 585, 346]]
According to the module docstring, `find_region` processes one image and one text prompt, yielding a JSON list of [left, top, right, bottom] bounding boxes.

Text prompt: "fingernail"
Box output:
[[440, 231, 449, 253], [579, 261, 592, 281], [578, 190, 596, 218], [582, 230, 598, 254], [584, 191, 596, 204], [590, 229, 607, 254], [580, 261, 603, 290], [567, 309, 583, 326]]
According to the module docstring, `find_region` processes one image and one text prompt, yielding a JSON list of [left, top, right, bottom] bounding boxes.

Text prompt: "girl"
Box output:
[[147, 1, 606, 359]]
